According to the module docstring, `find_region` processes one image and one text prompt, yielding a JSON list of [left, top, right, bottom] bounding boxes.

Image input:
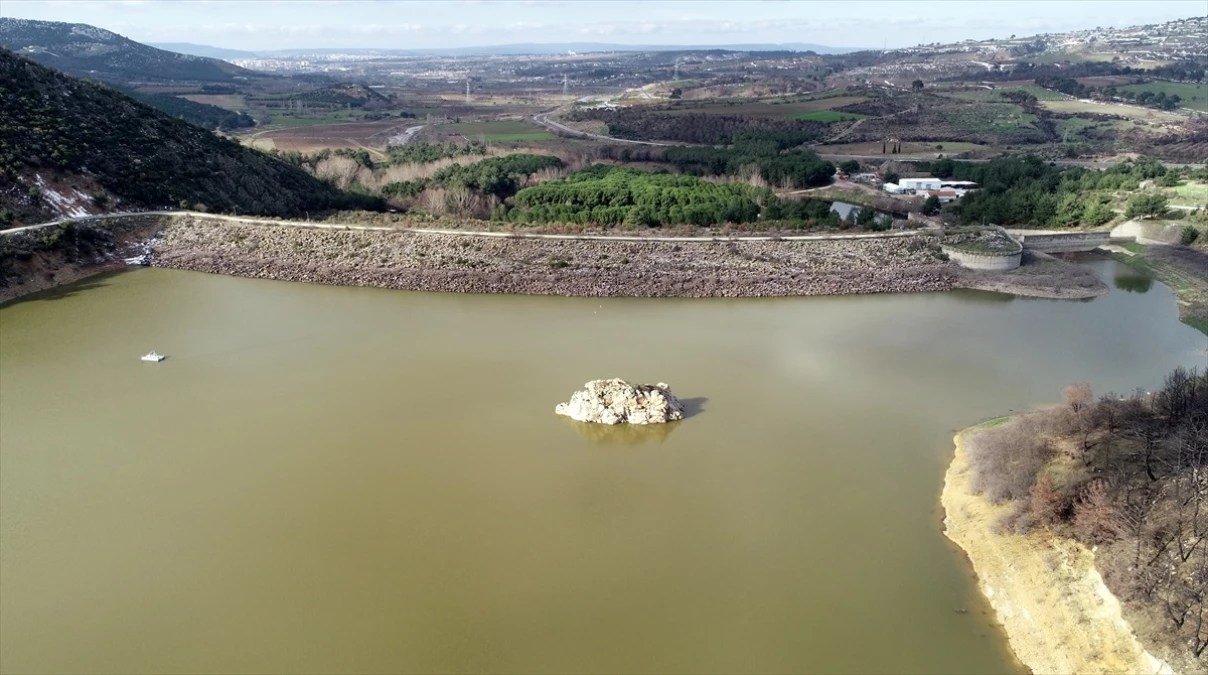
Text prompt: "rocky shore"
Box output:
[[3, 215, 1115, 303], [0, 216, 165, 305], [942, 428, 1174, 675], [149, 217, 958, 298]]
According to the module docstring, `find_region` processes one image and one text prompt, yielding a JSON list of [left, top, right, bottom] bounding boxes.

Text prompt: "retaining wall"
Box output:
[[941, 245, 1022, 271], [1008, 231, 1111, 253]]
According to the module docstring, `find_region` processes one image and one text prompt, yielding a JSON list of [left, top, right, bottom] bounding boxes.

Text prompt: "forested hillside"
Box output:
[[122, 90, 255, 131], [0, 18, 252, 83], [0, 49, 379, 224]]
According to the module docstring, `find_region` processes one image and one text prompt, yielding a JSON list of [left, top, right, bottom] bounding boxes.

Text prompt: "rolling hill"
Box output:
[[0, 48, 379, 226], [149, 42, 259, 61], [0, 18, 255, 83]]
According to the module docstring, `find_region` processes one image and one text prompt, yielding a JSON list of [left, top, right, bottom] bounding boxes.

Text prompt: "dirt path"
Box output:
[[0, 210, 927, 243], [817, 117, 867, 144]]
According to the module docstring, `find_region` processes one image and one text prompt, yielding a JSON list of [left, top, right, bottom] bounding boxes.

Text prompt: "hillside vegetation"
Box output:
[[122, 89, 255, 131], [0, 18, 251, 83], [0, 49, 378, 224], [964, 370, 1208, 670]]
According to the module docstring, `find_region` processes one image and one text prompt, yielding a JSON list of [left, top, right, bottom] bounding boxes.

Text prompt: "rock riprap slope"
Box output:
[[556, 379, 685, 425]]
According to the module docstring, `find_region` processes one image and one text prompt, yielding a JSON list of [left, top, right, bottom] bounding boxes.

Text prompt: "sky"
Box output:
[[1, 0, 1203, 51]]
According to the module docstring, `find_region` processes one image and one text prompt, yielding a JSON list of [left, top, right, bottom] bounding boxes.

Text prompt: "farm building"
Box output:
[[898, 177, 942, 192], [882, 182, 905, 194]]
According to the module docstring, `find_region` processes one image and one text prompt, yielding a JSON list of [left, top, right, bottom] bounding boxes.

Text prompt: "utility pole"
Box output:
[[562, 74, 568, 97], [674, 60, 680, 80], [465, 77, 471, 103]]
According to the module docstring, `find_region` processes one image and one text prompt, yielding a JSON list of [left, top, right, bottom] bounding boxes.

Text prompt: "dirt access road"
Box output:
[[533, 110, 670, 146], [1, 210, 926, 244]]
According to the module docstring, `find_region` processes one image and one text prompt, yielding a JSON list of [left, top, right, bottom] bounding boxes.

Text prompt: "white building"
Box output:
[[882, 182, 905, 194], [898, 177, 942, 192]]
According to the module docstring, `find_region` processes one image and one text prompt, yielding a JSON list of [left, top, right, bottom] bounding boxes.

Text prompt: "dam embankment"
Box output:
[[2, 213, 1111, 303]]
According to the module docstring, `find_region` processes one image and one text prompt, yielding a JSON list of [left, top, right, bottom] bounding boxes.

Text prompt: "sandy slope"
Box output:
[[941, 429, 1175, 675]]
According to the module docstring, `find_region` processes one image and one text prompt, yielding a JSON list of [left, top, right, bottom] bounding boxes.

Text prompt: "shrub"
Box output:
[[968, 414, 1054, 503], [1125, 193, 1169, 219], [1180, 225, 1200, 246]]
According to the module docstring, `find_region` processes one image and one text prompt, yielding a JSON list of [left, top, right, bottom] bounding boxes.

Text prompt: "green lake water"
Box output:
[[1, 258, 1204, 673]]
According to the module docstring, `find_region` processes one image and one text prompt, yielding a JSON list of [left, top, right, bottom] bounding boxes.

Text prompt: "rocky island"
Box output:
[[555, 379, 685, 425]]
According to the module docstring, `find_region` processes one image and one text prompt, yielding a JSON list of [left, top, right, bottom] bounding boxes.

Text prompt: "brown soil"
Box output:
[[955, 251, 1111, 299]]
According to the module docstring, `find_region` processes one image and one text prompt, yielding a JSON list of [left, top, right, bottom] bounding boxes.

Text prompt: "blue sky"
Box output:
[[2, 0, 1202, 50]]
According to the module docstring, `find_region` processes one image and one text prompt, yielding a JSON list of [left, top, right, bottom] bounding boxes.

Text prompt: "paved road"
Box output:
[[0, 210, 926, 243], [533, 111, 670, 146]]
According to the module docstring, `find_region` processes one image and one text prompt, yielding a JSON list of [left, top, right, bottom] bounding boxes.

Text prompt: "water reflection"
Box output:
[[950, 288, 1016, 304], [564, 419, 681, 445], [1114, 273, 1154, 294]]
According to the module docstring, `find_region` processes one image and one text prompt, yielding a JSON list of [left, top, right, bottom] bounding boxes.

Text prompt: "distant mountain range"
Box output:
[[155, 41, 859, 60], [0, 18, 255, 82]]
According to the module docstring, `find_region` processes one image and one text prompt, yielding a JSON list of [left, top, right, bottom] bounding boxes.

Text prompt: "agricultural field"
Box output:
[[179, 94, 246, 111], [816, 140, 991, 158], [854, 101, 1045, 146], [431, 120, 556, 142], [242, 119, 419, 154], [1168, 182, 1208, 207], [252, 110, 367, 130], [654, 96, 870, 117], [1149, 137, 1208, 163], [1117, 82, 1208, 112], [790, 110, 865, 122], [940, 85, 1067, 102], [1039, 99, 1185, 122]]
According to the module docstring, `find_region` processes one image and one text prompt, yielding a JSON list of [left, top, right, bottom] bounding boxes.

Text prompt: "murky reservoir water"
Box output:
[[1, 259, 1204, 674]]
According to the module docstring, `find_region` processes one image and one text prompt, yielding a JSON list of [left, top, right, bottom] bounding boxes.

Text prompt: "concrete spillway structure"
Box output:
[[1006, 230, 1114, 253], [941, 227, 1024, 271], [941, 245, 1023, 271]]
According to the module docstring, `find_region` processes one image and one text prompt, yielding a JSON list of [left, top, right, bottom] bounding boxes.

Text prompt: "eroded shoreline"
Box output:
[[941, 428, 1174, 675]]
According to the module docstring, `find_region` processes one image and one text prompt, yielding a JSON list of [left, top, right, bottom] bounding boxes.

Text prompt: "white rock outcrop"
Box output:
[[555, 379, 685, 425]]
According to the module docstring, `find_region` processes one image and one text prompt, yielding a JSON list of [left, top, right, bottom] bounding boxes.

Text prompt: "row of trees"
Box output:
[[1106, 87, 1185, 111], [384, 140, 488, 166], [503, 166, 765, 227], [496, 165, 870, 230], [1035, 75, 1185, 110], [966, 369, 1208, 663], [563, 108, 827, 146], [663, 135, 836, 189]]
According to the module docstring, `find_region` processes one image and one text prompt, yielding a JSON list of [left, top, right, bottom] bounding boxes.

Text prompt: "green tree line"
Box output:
[[498, 165, 854, 229], [922, 155, 1180, 228]]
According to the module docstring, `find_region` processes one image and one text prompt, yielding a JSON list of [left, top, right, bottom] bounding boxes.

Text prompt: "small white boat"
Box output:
[[141, 351, 166, 362]]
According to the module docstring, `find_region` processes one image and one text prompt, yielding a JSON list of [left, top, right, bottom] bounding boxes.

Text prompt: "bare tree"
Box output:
[[1064, 382, 1094, 413]]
